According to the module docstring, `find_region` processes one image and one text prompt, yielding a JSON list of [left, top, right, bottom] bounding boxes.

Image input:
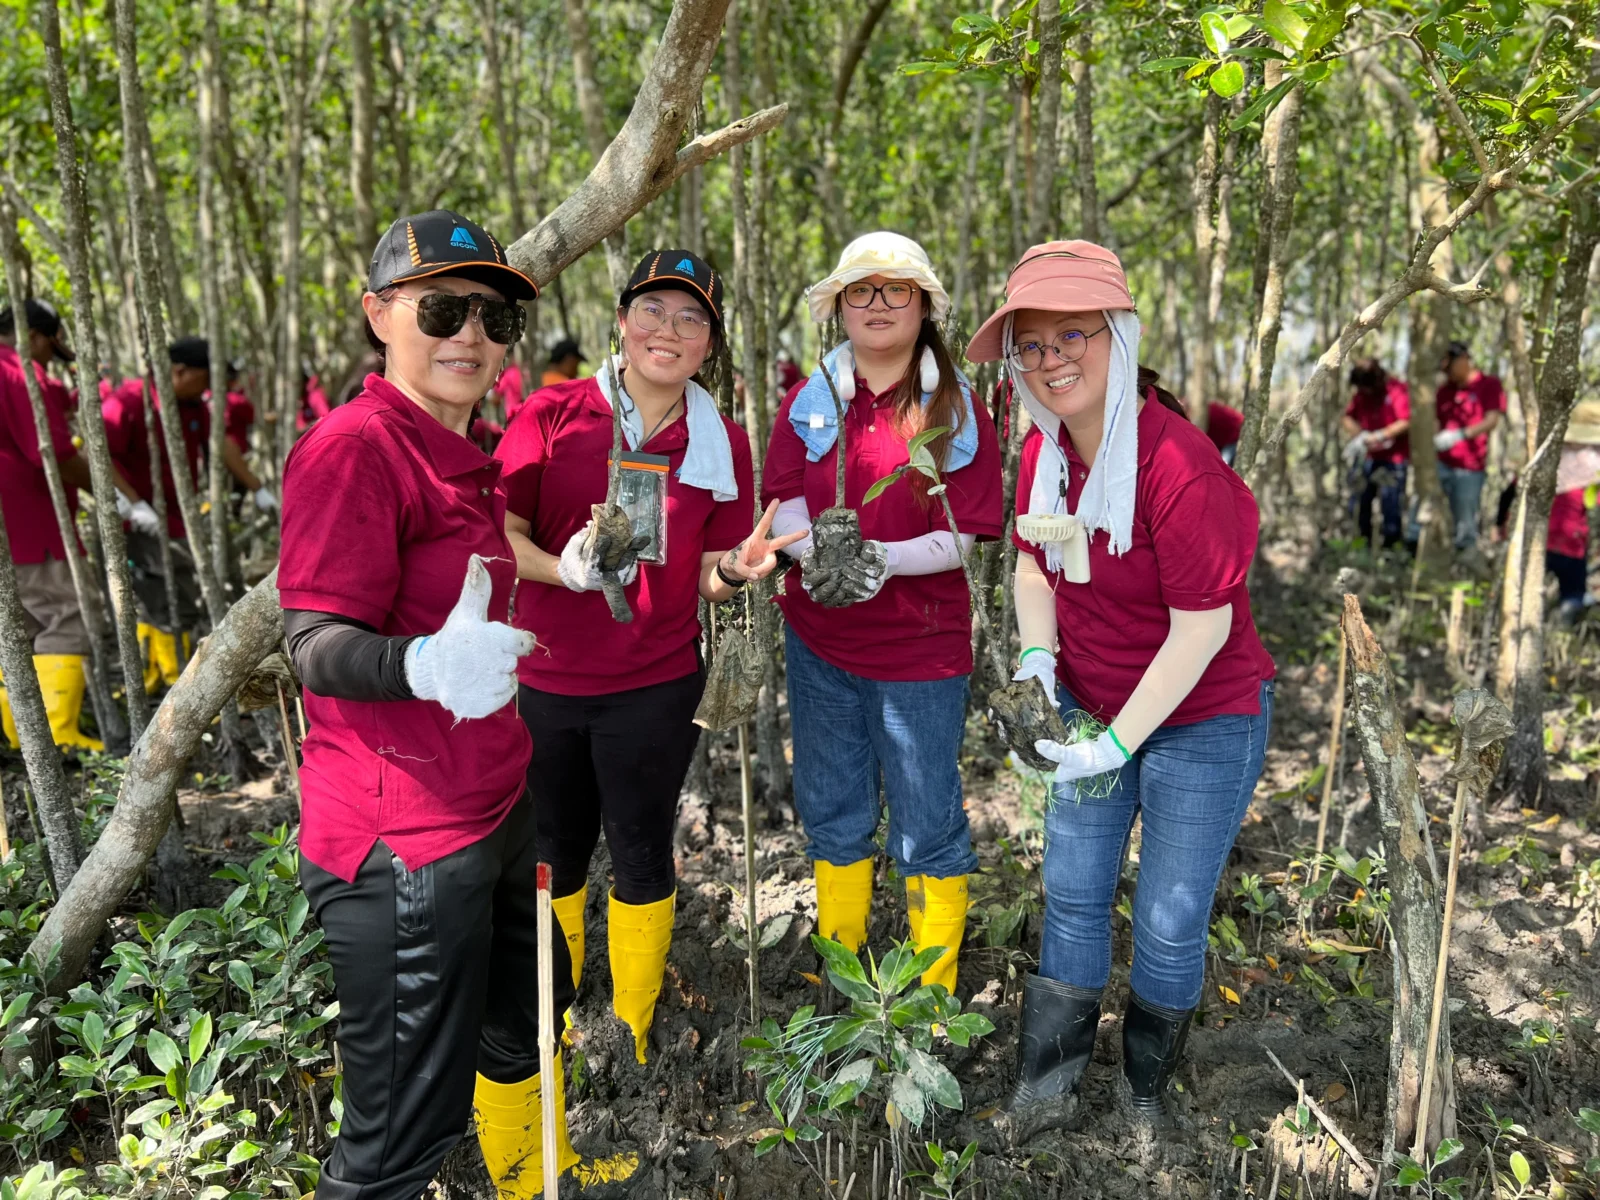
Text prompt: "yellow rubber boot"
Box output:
[[0, 669, 17, 749], [608, 891, 674, 1065], [814, 859, 874, 953], [150, 628, 187, 688], [34, 655, 103, 752], [473, 1055, 639, 1199], [906, 874, 969, 992], [137, 622, 161, 694], [550, 884, 588, 991]]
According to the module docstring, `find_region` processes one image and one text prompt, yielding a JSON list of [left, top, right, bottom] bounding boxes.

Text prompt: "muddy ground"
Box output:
[[60, 528, 1600, 1200]]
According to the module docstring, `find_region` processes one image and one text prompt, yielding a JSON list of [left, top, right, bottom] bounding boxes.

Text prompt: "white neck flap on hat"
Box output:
[[1010, 309, 1141, 565]]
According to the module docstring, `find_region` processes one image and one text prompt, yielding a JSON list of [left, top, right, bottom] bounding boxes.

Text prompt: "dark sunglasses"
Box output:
[[394, 291, 525, 345]]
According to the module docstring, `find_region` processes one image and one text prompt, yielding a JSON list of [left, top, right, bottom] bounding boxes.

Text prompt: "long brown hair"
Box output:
[[1137, 365, 1187, 418]]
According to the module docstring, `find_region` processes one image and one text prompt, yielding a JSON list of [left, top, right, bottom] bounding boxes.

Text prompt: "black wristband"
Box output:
[[715, 559, 749, 590]]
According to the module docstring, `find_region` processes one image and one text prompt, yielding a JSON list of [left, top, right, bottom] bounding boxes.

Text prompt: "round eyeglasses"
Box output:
[[628, 299, 713, 341], [1008, 325, 1109, 373]]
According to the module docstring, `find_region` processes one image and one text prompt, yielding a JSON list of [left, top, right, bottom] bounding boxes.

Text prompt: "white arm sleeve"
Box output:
[[1108, 605, 1232, 753], [772, 495, 814, 559], [1014, 553, 1058, 660], [883, 530, 976, 577]]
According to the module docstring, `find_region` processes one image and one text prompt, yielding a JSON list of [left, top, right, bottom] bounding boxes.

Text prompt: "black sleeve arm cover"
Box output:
[[283, 609, 416, 702]]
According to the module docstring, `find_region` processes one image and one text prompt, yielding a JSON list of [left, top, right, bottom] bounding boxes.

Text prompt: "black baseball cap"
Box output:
[[1442, 340, 1471, 362], [619, 249, 723, 332], [548, 337, 585, 363], [368, 210, 538, 302], [0, 298, 74, 362], [169, 336, 210, 370]]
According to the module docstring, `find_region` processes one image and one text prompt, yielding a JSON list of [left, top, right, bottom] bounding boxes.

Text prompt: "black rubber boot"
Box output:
[[1009, 974, 1102, 1110], [1121, 991, 1194, 1122]]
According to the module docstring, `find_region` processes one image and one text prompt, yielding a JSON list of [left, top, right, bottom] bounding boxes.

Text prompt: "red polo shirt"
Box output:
[[1014, 398, 1275, 724], [0, 345, 79, 565], [762, 375, 1005, 682], [496, 376, 754, 696], [1344, 379, 1412, 465], [225, 391, 255, 452], [1205, 403, 1244, 451], [101, 379, 209, 539], [279, 375, 530, 883], [1548, 488, 1591, 560], [1435, 371, 1506, 471]]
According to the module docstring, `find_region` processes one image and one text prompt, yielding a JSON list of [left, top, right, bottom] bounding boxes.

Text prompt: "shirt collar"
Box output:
[[365, 373, 499, 480]]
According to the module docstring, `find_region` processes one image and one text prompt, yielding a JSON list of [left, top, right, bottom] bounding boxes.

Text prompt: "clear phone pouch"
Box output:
[[613, 451, 670, 564]]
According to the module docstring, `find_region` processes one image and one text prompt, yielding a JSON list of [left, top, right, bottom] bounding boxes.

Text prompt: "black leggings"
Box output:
[[1549, 550, 1587, 604], [519, 670, 705, 904], [300, 796, 572, 1200]]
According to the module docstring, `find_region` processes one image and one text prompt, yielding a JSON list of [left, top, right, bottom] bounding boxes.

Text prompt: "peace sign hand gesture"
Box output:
[[721, 499, 809, 584]]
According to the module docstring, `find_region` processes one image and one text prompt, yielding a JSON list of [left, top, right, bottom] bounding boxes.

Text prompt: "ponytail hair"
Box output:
[[1136, 365, 1187, 418]]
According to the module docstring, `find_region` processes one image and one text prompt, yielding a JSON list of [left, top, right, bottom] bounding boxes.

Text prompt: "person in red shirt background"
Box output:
[[496, 249, 797, 1069], [1341, 358, 1411, 549], [0, 299, 139, 750], [1431, 340, 1506, 550], [102, 337, 277, 689], [223, 360, 256, 454], [969, 241, 1274, 1126], [764, 232, 1004, 994]]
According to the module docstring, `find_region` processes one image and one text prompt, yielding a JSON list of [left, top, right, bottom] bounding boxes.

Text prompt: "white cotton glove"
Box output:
[[120, 495, 161, 535], [1434, 428, 1466, 451], [1013, 648, 1058, 703], [1034, 731, 1129, 785], [253, 486, 279, 513], [1342, 432, 1370, 464], [557, 522, 639, 592], [404, 554, 536, 720]]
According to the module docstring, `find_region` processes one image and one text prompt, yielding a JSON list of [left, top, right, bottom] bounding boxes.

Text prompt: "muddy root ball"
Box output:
[[988, 676, 1072, 772]]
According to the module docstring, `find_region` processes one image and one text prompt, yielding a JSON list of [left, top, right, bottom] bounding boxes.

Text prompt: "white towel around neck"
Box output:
[[595, 353, 738, 502], [1011, 309, 1141, 568]]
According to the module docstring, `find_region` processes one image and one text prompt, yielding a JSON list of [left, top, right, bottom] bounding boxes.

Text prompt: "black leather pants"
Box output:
[[300, 795, 573, 1200]]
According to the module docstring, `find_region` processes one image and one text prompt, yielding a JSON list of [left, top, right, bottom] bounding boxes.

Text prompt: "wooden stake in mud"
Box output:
[[739, 719, 760, 1024], [1312, 618, 1349, 877], [274, 680, 301, 804], [535, 862, 560, 1200], [1412, 689, 1513, 1163]]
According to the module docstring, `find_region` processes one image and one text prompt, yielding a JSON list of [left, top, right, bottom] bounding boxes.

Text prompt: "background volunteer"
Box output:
[[1340, 358, 1412, 549], [102, 336, 276, 689], [970, 240, 1275, 1124], [280, 209, 632, 1200], [496, 249, 799, 1066], [1430, 339, 1506, 550], [0, 299, 138, 750], [764, 232, 1003, 992]]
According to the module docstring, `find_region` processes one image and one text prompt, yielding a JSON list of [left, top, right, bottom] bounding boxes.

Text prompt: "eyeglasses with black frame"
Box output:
[[627, 298, 713, 341], [1008, 324, 1109, 373], [842, 281, 918, 310], [392, 291, 525, 346]]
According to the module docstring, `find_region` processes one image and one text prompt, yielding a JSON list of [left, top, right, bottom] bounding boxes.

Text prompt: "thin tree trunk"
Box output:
[[1341, 595, 1456, 1163], [1495, 191, 1600, 802], [819, 0, 894, 261], [1029, 0, 1062, 246], [38, 0, 150, 739], [198, 0, 232, 597], [274, 0, 310, 473], [1234, 65, 1303, 476], [949, 86, 988, 326], [563, 0, 629, 290], [350, 0, 378, 264], [1189, 92, 1222, 424], [1070, 12, 1099, 242], [140, 136, 189, 334]]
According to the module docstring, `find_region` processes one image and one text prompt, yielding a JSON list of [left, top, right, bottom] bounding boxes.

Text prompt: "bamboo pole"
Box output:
[[739, 720, 759, 1024], [1312, 623, 1349, 878], [536, 861, 560, 1200], [1413, 779, 1469, 1162]]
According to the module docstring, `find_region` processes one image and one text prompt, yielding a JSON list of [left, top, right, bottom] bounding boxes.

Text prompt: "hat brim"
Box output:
[[51, 336, 75, 364], [966, 279, 1135, 363], [382, 261, 539, 303]]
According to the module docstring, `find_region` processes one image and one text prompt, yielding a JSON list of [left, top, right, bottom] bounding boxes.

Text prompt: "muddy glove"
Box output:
[[1034, 731, 1129, 785], [801, 538, 889, 607], [404, 554, 535, 720], [117, 492, 161, 535], [557, 521, 643, 592], [1341, 432, 1370, 465], [1013, 647, 1057, 705], [1434, 428, 1466, 451], [253, 486, 279, 513]]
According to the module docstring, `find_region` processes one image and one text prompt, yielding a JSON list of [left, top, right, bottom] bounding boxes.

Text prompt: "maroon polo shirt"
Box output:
[[225, 390, 255, 452], [0, 344, 80, 565], [1435, 371, 1506, 471], [279, 375, 530, 882], [495, 376, 754, 696], [101, 378, 209, 539], [1205, 402, 1244, 451], [1547, 488, 1590, 560], [1344, 379, 1411, 465], [762, 374, 1005, 682], [1013, 398, 1275, 725]]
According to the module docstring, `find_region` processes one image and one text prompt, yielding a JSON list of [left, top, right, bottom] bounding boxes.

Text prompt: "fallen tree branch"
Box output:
[[1262, 1044, 1378, 1184], [25, 572, 285, 989]]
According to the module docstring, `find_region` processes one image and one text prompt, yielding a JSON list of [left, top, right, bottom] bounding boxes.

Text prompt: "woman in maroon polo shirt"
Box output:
[[495, 248, 799, 1067], [280, 210, 633, 1200], [762, 232, 1004, 993], [967, 241, 1275, 1127]]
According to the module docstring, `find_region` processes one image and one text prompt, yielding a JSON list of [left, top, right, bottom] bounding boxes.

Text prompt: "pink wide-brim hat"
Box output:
[[966, 240, 1135, 363]]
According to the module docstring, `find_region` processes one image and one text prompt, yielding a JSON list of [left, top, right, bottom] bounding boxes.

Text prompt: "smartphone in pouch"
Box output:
[[613, 451, 670, 564]]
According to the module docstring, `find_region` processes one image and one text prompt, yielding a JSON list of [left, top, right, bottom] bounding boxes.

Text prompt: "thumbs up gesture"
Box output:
[[403, 554, 536, 720]]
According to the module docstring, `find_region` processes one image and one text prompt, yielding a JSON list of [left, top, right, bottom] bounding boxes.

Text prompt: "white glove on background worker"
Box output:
[[404, 554, 535, 720], [1342, 432, 1370, 464], [253, 486, 279, 513], [556, 522, 639, 592], [116, 491, 162, 535], [1012, 645, 1057, 699], [1433, 428, 1466, 451]]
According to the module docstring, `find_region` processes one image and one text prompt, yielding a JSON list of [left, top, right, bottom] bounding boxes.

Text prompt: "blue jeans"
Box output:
[[1352, 460, 1407, 546], [1040, 679, 1274, 1010], [1437, 465, 1486, 549], [785, 626, 977, 879]]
